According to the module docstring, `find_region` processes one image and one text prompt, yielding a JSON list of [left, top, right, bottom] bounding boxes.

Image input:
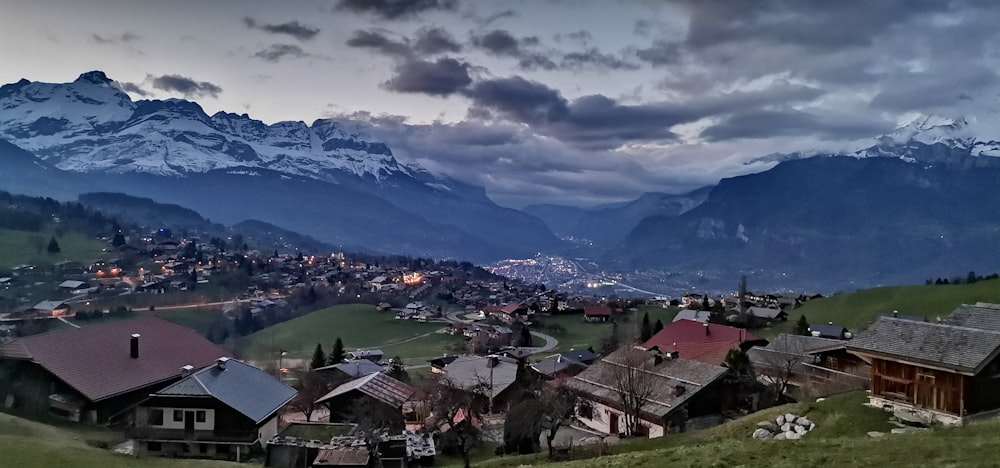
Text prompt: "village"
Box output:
[[2, 228, 1000, 467]]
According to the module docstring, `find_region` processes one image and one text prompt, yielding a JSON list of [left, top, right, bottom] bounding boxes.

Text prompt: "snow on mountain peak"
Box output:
[[0, 71, 444, 184]]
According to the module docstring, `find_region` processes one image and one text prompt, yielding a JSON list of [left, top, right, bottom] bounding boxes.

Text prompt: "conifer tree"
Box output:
[[310, 343, 327, 369], [639, 312, 652, 342], [329, 337, 346, 365]]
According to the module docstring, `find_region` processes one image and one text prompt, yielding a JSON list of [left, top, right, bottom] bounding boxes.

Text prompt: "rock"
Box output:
[[796, 417, 811, 427], [752, 428, 773, 440], [868, 431, 886, 438], [794, 425, 807, 435], [816, 398, 826, 403], [785, 413, 797, 424], [891, 427, 930, 435], [780, 423, 792, 432], [757, 421, 778, 432], [808, 423, 816, 431], [776, 415, 786, 426], [773, 432, 787, 441], [785, 431, 801, 440]]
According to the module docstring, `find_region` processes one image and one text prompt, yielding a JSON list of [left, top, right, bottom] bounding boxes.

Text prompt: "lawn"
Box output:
[[0, 227, 107, 270], [537, 306, 680, 354], [759, 277, 1000, 339], [0, 412, 238, 468], [237, 304, 460, 361]]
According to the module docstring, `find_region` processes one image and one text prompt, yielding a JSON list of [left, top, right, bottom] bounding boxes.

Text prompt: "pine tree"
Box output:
[[111, 232, 126, 248], [795, 315, 810, 336], [310, 343, 327, 369], [639, 312, 652, 342], [652, 319, 664, 335], [329, 337, 346, 365], [46, 236, 60, 254]]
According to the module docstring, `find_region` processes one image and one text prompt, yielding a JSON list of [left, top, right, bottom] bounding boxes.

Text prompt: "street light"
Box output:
[[277, 349, 287, 381]]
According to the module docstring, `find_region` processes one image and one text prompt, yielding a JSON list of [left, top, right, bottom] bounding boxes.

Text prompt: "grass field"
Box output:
[[0, 227, 107, 270], [760, 277, 1000, 339], [0, 412, 237, 468], [237, 304, 463, 361], [539, 306, 679, 354]]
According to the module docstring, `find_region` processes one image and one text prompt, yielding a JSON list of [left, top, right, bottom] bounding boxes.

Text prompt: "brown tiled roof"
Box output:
[[0, 316, 229, 402], [316, 372, 417, 408]]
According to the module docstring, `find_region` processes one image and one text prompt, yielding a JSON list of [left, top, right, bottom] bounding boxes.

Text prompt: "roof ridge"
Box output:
[[882, 316, 1000, 335]]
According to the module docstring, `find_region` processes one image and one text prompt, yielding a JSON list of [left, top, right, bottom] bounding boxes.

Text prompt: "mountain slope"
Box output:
[[0, 71, 560, 261]]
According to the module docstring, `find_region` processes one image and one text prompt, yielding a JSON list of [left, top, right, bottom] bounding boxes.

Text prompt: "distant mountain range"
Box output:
[[0, 71, 559, 262], [1, 71, 998, 292]]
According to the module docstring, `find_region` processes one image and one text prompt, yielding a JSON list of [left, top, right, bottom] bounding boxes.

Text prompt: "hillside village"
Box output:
[[4, 204, 1000, 467]]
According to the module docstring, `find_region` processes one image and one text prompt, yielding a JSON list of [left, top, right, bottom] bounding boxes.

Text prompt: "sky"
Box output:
[[1, 0, 999, 208]]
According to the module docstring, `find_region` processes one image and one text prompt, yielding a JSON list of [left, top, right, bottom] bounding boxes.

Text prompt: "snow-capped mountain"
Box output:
[[0, 71, 424, 183], [856, 114, 1000, 163], [0, 71, 561, 261]]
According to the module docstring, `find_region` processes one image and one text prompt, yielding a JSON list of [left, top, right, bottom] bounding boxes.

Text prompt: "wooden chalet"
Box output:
[[848, 303, 1000, 426], [748, 334, 869, 398]]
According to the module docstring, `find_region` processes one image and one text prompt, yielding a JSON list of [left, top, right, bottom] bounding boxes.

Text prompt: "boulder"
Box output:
[[780, 423, 792, 432], [816, 398, 826, 403], [776, 415, 786, 426], [752, 428, 773, 440], [757, 421, 778, 432], [891, 427, 930, 435], [785, 431, 801, 440], [808, 423, 816, 431], [796, 417, 812, 427], [773, 432, 787, 441], [868, 431, 886, 438], [785, 413, 797, 424], [794, 424, 807, 435]]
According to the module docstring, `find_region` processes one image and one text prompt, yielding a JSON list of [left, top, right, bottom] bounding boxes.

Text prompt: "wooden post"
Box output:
[[236, 445, 240, 463]]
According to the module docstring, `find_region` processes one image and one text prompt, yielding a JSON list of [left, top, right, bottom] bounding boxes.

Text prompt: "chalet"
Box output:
[[672, 309, 711, 323], [30, 300, 71, 317], [531, 353, 588, 384], [497, 303, 529, 323], [583, 305, 612, 323], [428, 355, 459, 374], [316, 360, 385, 380], [809, 322, 853, 340], [745, 307, 788, 325], [130, 358, 296, 460], [57, 280, 88, 290], [438, 355, 520, 411], [0, 317, 229, 423], [748, 334, 869, 398], [848, 303, 1000, 426], [347, 349, 384, 363], [316, 372, 426, 430], [561, 349, 598, 365], [643, 320, 767, 366], [565, 346, 729, 438]]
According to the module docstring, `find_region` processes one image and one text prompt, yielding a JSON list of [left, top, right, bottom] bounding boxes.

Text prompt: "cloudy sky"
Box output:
[[2, 0, 999, 207]]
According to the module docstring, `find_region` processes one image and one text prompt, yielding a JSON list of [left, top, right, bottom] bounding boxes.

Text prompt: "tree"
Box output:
[[430, 378, 488, 468], [289, 370, 330, 422], [518, 325, 533, 348], [386, 356, 410, 383], [504, 399, 543, 454], [652, 319, 664, 336], [598, 321, 621, 356], [539, 386, 579, 458], [638, 312, 652, 343], [46, 236, 60, 254], [610, 347, 656, 436], [794, 315, 810, 336], [723, 348, 758, 411], [701, 295, 710, 311], [310, 343, 327, 370], [329, 337, 346, 365], [752, 335, 804, 404], [188, 268, 197, 291], [111, 232, 126, 248]]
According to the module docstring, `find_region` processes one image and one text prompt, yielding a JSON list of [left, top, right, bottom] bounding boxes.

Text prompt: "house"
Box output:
[[560, 349, 598, 365], [745, 307, 788, 324], [748, 334, 869, 398], [847, 303, 1000, 426], [347, 349, 384, 363], [583, 305, 612, 323], [130, 358, 296, 460], [428, 355, 459, 373], [58, 280, 88, 290], [0, 316, 230, 423], [30, 300, 71, 317], [565, 346, 729, 438], [643, 320, 767, 366], [809, 322, 853, 340], [438, 355, 520, 411], [316, 372, 426, 430], [316, 360, 385, 380], [497, 303, 528, 323], [531, 354, 588, 384], [672, 309, 712, 323]]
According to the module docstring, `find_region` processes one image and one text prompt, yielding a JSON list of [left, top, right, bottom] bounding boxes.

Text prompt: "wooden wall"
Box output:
[[871, 358, 963, 416]]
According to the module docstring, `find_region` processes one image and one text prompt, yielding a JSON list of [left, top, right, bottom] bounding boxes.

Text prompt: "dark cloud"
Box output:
[[478, 9, 517, 26], [115, 81, 150, 97], [253, 44, 308, 62], [870, 66, 998, 112], [634, 40, 681, 67], [472, 29, 533, 57], [243, 17, 319, 41], [336, 0, 457, 20], [384, 58, 472, 96], [345, 30, 412, 58], [561, 48, 640, 71], [90, 32, 140, 44], [413, 27, 462, 55], [700, 109, 893, 142], [150, 74, 222, 98]]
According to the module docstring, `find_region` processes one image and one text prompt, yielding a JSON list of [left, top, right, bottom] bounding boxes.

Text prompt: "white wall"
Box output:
[[257, 415, 279, 444], [145, 407, 215, 430], [575, 399, 665, 439]]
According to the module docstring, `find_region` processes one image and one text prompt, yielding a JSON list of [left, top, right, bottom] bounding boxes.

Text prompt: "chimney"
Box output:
[[704, 323, 710, 335], [487, 356, 500, 368], [670, 351, 679, 359], [130, 334, 140, 359], [653, 354, 663, 365], [216, 357, 229, 370], [180, 365, 194, 377]]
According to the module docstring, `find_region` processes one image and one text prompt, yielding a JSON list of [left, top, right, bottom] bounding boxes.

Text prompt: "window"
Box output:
[[579, 402, 594, 419], [147, 441, 161, 452], [173, 410, 183, 422], [147, 409, 164, 426], [199, 443, 208, 454], [196, 410, 206, 423]]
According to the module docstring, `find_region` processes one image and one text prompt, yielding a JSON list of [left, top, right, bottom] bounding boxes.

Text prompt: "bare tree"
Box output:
[[609, 347, 657, 436], [289, 370, 331, 422], [428, 377, 489, 468], [749, 336, 806, 404], [539, 386, 579, 458]]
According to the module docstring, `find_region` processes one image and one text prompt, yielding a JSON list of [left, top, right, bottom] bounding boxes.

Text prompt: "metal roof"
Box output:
[[154, 358, 296, 424], [441, 355, 518, 399], [315, 360, 385, 378]]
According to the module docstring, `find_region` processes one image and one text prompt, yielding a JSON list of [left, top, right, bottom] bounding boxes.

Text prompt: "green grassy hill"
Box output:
[[237, 304, 462, 362], [0, 412, 236, 468], [760, 277, 1000, 338], [0, 227, 107, 270]]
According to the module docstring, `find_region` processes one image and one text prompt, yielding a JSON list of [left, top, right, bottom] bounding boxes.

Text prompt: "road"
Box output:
[[441, 306, 560, 356], [151, 299, 250, 310], [57, 316, 81, 329]]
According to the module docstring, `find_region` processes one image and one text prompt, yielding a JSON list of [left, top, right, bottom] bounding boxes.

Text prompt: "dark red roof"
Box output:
[[644, 319, 762, 351], [500, 303, 526, 314], [654, 341, 742, 365], [0, 316, 229, 402], [584, 305, 612, 316]]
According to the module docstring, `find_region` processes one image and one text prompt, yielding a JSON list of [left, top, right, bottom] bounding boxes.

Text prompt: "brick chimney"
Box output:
[[130, 334, 140, 359]]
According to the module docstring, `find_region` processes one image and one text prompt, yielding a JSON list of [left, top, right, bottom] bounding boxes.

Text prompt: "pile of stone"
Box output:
[[751, 413, 816, 441]]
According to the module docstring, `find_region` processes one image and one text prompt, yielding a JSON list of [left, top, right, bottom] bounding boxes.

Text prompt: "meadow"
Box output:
[[0, 227, 107, 270]]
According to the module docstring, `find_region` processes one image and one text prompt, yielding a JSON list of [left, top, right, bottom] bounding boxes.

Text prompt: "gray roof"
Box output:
[[747, 334, 846, 371], [442, 355, 518, 399], [565, 347, 727, 419], [847, 317, 1000, 375], [154, 359, 296, 424], [747, 307, 785, 319], [672, 309, 711, 323], [316, 373, 416, 408], [316, 360, 385, 378], [531, 354, 587, 377], [944, 303, 1000, 331], [808, 323, 848, 339], [561, 349, 598, 363]]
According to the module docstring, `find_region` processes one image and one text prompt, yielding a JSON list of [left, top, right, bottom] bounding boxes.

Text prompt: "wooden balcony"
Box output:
[[127, 426, 258, 443]]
